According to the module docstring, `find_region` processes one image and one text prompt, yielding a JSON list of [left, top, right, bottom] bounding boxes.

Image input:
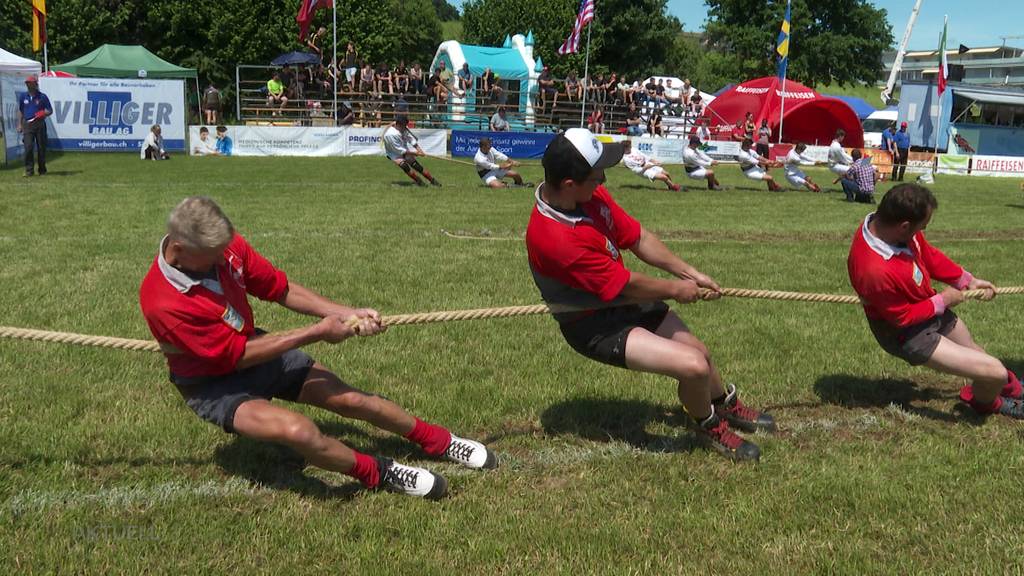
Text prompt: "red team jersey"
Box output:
[[526, 185, 642, 320], [139, 233, 289, 377], [848, 214, 970, 329]]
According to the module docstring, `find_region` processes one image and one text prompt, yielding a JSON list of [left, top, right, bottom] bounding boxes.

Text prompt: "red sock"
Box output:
[[405, 418, 451, 456], [959, 385, 1004, 414], [348, 451, 381, 488], [420, 169, 436, 182], [406, 171, 423, 184], [1003, 370, 1022, 399]]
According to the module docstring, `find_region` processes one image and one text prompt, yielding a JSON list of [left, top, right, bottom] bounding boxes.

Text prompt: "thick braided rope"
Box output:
[[2, 286, 1022, 352]]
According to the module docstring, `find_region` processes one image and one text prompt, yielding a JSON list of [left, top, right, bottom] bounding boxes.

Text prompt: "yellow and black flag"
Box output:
[[32, 0, 47, 53]]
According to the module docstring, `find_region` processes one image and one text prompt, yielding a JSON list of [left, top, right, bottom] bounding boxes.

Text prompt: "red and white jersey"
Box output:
[[622, 151, 651, 175], [526, 184, 642, 322], [139, 233, 289, 377], [383, 126, 417, 160], [848, 213, 971, 328]]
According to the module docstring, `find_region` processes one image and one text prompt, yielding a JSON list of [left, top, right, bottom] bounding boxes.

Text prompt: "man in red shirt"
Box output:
[[140, 197, 496, 500], [847, 184, 1024, 418], [526, 129, 775, 462]]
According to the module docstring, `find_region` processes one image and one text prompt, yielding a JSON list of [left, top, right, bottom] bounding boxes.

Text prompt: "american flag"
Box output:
[[557, 0, 596, 55]]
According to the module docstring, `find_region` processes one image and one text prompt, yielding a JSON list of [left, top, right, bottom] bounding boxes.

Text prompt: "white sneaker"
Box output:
[[444, 435, 498, 470], [378, 458, 447, 500]]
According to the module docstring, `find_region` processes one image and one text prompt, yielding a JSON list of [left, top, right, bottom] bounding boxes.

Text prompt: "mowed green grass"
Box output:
[[2, 152, 1024, 574]]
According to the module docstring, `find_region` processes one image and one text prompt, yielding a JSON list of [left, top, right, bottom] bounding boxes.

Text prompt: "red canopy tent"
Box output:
[[701, 76, 864, 148]]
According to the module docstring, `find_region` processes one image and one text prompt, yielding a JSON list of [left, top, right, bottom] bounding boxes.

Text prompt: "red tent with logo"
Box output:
[[701, 76, 863, 148]]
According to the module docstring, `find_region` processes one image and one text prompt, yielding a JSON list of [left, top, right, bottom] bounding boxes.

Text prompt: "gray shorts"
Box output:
[[170, 348, 315, 433], [867, 310, 958, 366]]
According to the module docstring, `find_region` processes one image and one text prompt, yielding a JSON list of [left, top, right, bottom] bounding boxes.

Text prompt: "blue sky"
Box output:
[[450, 1, 1022, 49]]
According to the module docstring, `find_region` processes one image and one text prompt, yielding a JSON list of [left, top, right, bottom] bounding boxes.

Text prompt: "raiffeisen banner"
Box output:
[[39, 77, 185, 151]]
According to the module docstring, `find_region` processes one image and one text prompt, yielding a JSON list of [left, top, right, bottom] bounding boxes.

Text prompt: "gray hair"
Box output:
[[167, 197, 234, 250]]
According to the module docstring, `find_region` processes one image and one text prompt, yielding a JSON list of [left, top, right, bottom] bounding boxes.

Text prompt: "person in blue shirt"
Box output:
[[892, 121, 911, 181], [15, 75, 53, 177], [215, 125, 233, 156], [881, 122, 896, 153]]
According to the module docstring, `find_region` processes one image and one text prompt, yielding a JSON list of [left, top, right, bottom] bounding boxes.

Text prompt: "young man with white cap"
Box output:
[[621, 140, 682, 191], [474, 137, 524, 189], [783, 142, 823, 192], [525, 128, 775, 462], [737, 138, 783, 191], [683, 135, 724, 190], [383, 116, 440, 187]]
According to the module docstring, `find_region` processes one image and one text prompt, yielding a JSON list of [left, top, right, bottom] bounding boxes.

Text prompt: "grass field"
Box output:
[[2, 152, 1024, 574]]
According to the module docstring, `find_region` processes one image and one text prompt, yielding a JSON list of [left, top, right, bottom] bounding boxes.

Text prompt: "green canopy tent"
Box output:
[[53, 44, 200, 123]]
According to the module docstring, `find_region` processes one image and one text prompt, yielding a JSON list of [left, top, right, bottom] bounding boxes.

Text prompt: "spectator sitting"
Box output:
[[394, 60, 409, 94], [648, 111, 663, 137], [591, 73, 606, 102], [618, 76, 632, 105], [689, 93, 703, 119], [490, 106, 510, 132], [428, 71, 449, 104], [375, 62, 393, 95], [625, 101, 645, 136], [215, 125, 233, 156], [538, 65, 558, 112], [337, 101, 355, 125], [457, 63, 473, 95], [842, 149, 879, 203], [604, 73, 618, 104], [142, 124, 171, 160], [587, 105, 605, 133], [279, 65, 295, 99], [267, 72, 288, 116], [731, 120, 746, 142], [409, 63, 424, 94], [359, 62, 374, 93], [565, 71, 582, 102], [192, 126, 218, 156], [489, 77, 507, 106], [696, 117, 712, 143], [294, 64, 308, 100], [437, 61, 455, 94]]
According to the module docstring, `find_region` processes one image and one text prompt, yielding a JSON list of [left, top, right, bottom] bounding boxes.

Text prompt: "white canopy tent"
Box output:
[[1, 47, 43, 165]]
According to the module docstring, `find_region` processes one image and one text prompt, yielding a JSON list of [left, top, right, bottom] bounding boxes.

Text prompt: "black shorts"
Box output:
[[756, 143, 770, 157], [170, 348, 315, 433], [867, 310, 958, 366], [559, 301, 673, 368]]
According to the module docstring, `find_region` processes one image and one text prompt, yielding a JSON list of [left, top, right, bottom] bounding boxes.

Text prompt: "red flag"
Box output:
[[296, 0, 333, 42]]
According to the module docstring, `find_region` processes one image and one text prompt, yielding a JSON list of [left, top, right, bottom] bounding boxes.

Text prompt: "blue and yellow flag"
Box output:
[[776, 0, 791, 80]]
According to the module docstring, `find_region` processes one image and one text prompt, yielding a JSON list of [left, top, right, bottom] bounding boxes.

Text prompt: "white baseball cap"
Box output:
[[560, 128, 625, 169]]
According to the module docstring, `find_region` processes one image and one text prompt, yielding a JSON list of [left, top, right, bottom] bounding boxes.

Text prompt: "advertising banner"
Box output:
[[629, 137, 684, 164], [40, 77, 186, 151], [187, 126, 447, 158], [936, 154, 970, 175], [703, 140, 742, 162], [971, 155, 1024, 177], [451, 130, 554, 159]]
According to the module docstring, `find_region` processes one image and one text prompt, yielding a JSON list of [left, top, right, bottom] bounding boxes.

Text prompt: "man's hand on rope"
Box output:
[[317, 315, 358, 343], [691, 272, 723, 301], [940, 286, 966, 309], [671, 280, 703, 304], [968, 278, 997, 301]]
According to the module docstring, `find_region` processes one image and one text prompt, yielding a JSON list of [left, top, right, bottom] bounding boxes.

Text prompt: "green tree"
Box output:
[[461, 0, 690, 81], [433, 0, 461, 21], [703, 0, 892, 87]]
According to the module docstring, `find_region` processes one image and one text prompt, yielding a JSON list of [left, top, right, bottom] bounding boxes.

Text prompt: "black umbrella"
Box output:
[[271, 52, 321, 66]]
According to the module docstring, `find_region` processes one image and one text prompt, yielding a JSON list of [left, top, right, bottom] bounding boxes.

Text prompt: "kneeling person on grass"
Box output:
[[847, 184, 1024, 419], [525, 129, 775, 462], [140, 197, 496, 500], [474, 137, 524, 189], [383, 116, 440, 187], [621, 140, 681, 191]]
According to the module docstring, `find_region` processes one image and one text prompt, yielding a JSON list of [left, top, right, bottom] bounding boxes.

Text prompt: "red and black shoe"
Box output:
[[716, 384, 777, 433], [696, 408, 760, 462], [959, 385, 1024, 420]]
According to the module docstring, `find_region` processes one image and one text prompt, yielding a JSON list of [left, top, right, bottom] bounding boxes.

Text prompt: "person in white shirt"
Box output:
[[695, 118, 712, 144], [191, 126, 220, 156], [784, 142, 822, 192], [383, 116, 440, 187], [736, 138, 782, 191], [620, 140, 682, 191], [141, 124, 170, 160], [474, 138, 524, 189], [683, 136, 724, 190], [828, 129, 854, 178]]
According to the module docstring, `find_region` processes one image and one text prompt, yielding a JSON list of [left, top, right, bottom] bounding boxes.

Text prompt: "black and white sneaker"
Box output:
[[377, 458, 447, 500], [444, 435, 498, 470]]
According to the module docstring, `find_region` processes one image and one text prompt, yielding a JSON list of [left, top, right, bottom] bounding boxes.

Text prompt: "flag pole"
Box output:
[[332, 1, 338, 124], [579, 24, 591, 128], [932, 15, 947, 174], [43, 42, 48, 73], [778, 77, 786, 144]]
